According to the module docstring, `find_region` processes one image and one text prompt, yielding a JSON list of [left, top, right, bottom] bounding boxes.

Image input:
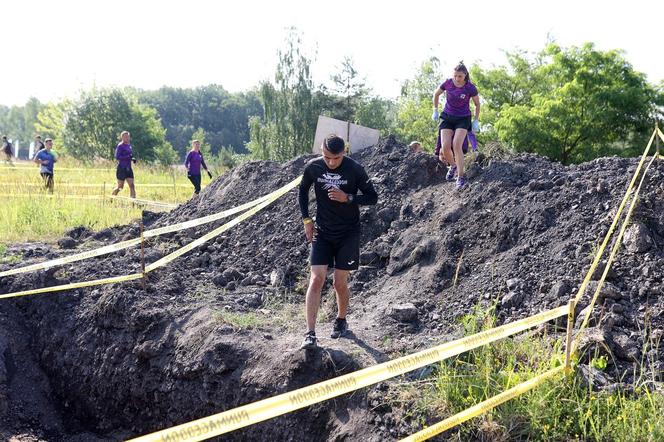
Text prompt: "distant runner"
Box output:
[[33, 138, 57, 193], [112, 131, 136, 199], [184, 140, 212, 195], [2, 136, 13, 164], [432, 61, 481, 189], [298, 134, 378, 350]]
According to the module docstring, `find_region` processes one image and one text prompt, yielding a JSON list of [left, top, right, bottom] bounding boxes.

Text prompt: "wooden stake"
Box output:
[[564, 299, 575, 374], [140, 214, 146, 290]]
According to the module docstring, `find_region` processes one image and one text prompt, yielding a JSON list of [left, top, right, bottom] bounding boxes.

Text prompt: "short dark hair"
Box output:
[[323, 134, 345, 154]]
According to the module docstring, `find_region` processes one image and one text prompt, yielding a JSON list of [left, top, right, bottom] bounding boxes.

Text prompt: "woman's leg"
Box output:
[[126, 177, 136, 198], [452, 128, 468, 177], [440, 129, 455, 166], [112, 180, 124, 195]]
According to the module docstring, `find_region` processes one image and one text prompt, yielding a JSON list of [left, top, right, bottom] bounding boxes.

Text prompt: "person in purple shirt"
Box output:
[[184, 140, 212, 195], [112, 131, 137, 198], [432, 61, 481, 189]]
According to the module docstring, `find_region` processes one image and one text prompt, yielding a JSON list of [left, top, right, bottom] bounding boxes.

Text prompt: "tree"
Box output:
[[137, 85, 262, 159], [355, 96, 395, 135], [0, 97, 44, 144], [34, 100, 72, 150], [250, 28, 318, 161], [394, 57, 443, 151], [64, 88, 171, 162], [330, 56, 369, 122], [473, 43, 658, 163]]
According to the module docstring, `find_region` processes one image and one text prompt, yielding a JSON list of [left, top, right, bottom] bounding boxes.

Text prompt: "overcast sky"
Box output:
[[2, 0, 662, 106]]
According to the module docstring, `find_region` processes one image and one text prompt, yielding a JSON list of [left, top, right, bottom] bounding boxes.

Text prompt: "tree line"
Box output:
[[1, 33, 662, 166]]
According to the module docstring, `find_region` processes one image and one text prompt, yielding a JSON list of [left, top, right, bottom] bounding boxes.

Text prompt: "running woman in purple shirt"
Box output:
[[112, 131, 137, 198], [432, 61, 481, 189], [184, 140, 212, 195]]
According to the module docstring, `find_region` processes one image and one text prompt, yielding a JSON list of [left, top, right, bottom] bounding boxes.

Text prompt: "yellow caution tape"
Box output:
[[0, 166, 114, 171], [573, 153, 659, 349], [0, 182, 196, 188], [0, 178, 300, 278], [400, 365, 565, 442], [109, 195, 178, 209], [0, 273, 143, 300], [127, 306, 567, 442], [0, 193, 109, 200], [144, 177, 302, 272], [571, 129, 656, 308], [0, 238, 142, 278]]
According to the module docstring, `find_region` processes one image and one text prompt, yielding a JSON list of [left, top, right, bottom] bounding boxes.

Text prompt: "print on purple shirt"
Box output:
[[440, 79, 478, 117]]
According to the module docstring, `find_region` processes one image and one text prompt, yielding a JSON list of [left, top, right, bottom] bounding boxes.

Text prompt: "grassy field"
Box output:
[[0, 158, 207, 243]]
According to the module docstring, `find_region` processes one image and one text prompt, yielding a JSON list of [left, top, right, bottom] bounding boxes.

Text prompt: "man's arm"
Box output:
[[298, 167, 315, 241], [353, 168, 378, 206], [298, 168, 314, 219]]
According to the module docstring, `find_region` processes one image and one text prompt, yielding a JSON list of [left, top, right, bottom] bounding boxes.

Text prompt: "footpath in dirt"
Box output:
[[0, 136, 663, 441]]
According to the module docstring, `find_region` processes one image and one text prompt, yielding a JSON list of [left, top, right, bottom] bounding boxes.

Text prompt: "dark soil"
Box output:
[[0, 136, 662, 441]]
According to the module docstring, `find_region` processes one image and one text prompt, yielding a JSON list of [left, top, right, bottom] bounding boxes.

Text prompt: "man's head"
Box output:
[[120, 131, 130, 144], [321, 134, 345, 170], [44, 138, 53, 150], [1, 136, 6, 141]]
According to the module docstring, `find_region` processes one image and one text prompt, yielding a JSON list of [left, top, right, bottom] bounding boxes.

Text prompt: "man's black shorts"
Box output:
[[116, 166, 134, 181], [310, 231, 360, 271], [439, 112, 472, 131]]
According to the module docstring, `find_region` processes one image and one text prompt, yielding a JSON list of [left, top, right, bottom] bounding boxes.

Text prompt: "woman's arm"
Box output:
[[433, 87, 444, 109], [472, 95, 480, 120]]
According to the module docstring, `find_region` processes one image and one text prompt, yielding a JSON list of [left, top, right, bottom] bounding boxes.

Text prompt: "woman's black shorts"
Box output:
[[116, 166, 134, 181], [439, 112, 472, 131]]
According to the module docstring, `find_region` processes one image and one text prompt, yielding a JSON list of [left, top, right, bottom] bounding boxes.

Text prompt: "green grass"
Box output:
[[394, 304, 664, 441], [0, 158, 217, 242], [213, 311, 265, 331]]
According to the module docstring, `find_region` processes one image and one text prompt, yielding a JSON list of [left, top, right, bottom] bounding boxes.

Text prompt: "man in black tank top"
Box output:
[[298, 134, 378, 349]]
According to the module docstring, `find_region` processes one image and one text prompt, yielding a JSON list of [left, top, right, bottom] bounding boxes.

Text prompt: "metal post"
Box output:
[[564, 300, 575, 374], [172, 169, 177, 203]]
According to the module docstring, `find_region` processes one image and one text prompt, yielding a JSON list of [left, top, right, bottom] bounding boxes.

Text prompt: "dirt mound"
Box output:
[[0, 136, 663, 440]]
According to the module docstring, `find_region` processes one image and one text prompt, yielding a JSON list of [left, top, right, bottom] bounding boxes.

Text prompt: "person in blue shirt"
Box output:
[[34, 138, 57, 193]]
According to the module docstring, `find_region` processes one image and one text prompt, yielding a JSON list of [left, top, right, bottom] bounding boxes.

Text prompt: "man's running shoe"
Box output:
[[446, 165, 457, 181], [456, 176, 467, 189], [300, 331, 317, 350], [330, 318, 348, 339]]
